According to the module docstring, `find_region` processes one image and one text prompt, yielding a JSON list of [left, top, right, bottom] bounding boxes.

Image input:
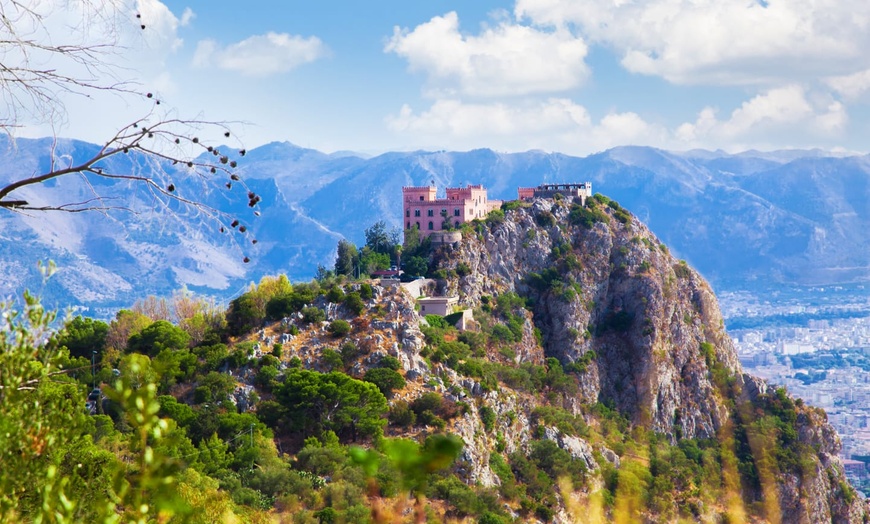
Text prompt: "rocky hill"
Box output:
[[389, 195, 864, 522], [17, 191, 866, 523], [213, 194, 864, 522]]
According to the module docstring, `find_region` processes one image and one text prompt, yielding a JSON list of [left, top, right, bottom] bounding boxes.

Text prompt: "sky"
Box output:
[[17, 0, 870, 156]]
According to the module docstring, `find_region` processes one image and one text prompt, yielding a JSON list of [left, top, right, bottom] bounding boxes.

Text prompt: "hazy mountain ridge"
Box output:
[[1, 137, 867, 310]]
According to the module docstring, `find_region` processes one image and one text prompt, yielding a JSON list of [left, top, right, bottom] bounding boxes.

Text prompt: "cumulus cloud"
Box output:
[[515, 0, 870, 85], [386, 98, 668, 153], [826, 69, 870, 100], [676, 86, 847, 146], [386, 86, 849, 155], [385, 11, 589, 97], [193, 32, 328, 76]]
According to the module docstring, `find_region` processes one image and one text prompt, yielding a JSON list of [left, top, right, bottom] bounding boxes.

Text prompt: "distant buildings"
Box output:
[[402, 185, 502, 238], [518, 182, 592, 204], [402, 182, 593, 240]]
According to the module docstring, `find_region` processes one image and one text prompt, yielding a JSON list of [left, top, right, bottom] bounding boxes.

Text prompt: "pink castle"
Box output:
[[402, 184, 503, 238]]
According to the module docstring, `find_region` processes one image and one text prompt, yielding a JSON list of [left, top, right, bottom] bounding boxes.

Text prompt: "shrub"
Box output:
[[388, 400, 416, 427], [322, 348, 344, 371], [501, 200, 526, 212], [568, 203, 608, 228], [535, 210, 556, 227], [359, 283, 374, 300], [363, 368, 406, 397], [479, 406, 497, 433], [326, 286, 345, 303], [425, 314, 449, 329], [485, 209, 505, 226], [340, 341, 360, 365], [379, 355, 401, 370], [302, 306, 325, 324], [343, 292, 365, 316], [327, 319, 351, 337], [674, 261, 692, 279]]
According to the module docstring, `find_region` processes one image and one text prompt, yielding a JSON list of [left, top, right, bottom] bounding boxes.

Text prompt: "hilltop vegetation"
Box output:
[[1, 195, 866, 523]]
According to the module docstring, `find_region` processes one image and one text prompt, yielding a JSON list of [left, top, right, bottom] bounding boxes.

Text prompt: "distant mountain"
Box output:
[[1, 137, 868, 310]]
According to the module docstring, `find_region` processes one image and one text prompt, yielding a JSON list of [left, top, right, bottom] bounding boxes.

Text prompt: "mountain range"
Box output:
[[1, 137, 868, 312]]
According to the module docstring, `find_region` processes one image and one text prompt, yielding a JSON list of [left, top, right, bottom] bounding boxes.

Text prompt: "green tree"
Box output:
[[327, 319, 352, 337], [226, 292, 263, 336], [0, 293, 198, 522], [274, 369, 388, 441], [57, 315, 109, 360], [127, 320, 191, 357], [359, 246, 390, 275], [404, 256, 429, 277], [363, 368, 406, 397], [364, 220, 395, 255], [334, 239, 359, 276]]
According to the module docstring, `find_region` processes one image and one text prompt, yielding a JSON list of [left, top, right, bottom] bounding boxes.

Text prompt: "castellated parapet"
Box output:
[[402, 184, 502, 239]]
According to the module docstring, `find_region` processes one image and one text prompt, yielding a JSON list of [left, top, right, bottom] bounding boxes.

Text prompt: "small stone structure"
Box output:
[[417, 296, 458, 316]]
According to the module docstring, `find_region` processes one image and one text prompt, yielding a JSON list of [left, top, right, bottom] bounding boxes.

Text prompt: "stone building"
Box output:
[[402, 185, 502, 238], [518, 182, 592, 205]]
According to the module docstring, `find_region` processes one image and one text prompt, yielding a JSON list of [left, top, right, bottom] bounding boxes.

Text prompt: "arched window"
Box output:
[[428, 221, 434, 230], [454, 221, 460, 228], [406, 222, 410, 229]]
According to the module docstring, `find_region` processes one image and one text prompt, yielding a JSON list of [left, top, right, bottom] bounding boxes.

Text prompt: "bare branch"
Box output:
[[0, 1, 262, 261]]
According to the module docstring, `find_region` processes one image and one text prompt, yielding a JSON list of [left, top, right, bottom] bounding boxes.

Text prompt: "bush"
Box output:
[[425, 314, 449, 329], [326, 286, 345, 303], [378, 355, 401, 370], [363, 368, 406, 397], [359, 283, 374, 300], [321, 349, 343, 371], [535, 210, 556, 227], [568, 203, 608, 228], [479, 406, 497, 433], [485, 209, 505, 226], [343, 292, 365, 316], [327, 319, 351, 337], [301, 307, 325, 324], [388, 400, 416, 427]]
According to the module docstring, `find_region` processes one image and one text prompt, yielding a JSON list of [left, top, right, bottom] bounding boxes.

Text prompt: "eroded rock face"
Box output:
[[427, 198, 867, 522], [439, 199, 736, 440]]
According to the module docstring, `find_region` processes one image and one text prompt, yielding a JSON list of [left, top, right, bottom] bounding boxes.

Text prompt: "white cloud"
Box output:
[[515, 0, 870, 85], [386, 86, 850, 155], [675, 86, 847, 147], [192, 32, 327, 76], [826, 69, 870, 100], [385, 11, 589, 97], [179, 7, 195, 27], [386, 98, 666, 154]]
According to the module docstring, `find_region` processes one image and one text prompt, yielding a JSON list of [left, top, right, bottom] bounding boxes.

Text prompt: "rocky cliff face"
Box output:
[[419, 196, 866, 523]]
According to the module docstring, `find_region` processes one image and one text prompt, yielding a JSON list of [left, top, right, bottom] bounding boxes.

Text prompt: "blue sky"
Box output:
[[27, 0, 870, 155]]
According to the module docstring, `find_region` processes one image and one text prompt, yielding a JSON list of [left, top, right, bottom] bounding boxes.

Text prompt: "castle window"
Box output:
[[427, 209, 434, 217], [419, 196, 424, 201], [406, 222, 410, 229], [453, 209, 460, 216], [414, 209, 420, 217], [428, 221, 433, 230], [405, 210, 410, 217], [415, 222, 420, 229], [454, 221, 460, 228]]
